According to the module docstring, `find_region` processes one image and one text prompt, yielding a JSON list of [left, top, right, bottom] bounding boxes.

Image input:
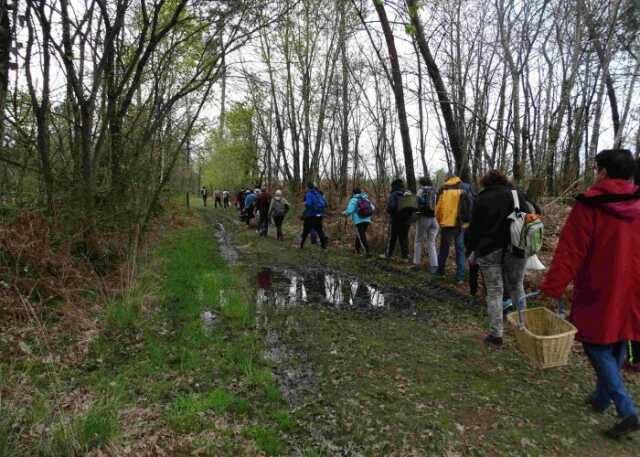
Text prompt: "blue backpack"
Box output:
[[310, 191, 327, 214], [417, 186, 437, 213]]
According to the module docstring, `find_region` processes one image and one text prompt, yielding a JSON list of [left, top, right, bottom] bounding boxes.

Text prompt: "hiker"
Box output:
[[214, 190, 223, 208], [382, 178, 414, 260], [256, 188, 272, 237], [269, 190, 290, 241], [414, 176, 439, 272], [541, 149, 640, 439], [630, 160, 640, 371], [466, 170, 534, 346], [435, 175, 473, 283], [242, 189, 257, 226], [200, 186, 209, 207], [300, 182, 328, 249], [237, 189, 246, 211], [343, 187, 374, 256], [223, 190, 230, 208]]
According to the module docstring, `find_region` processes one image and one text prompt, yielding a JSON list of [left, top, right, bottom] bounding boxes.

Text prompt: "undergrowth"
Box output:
[[1, 222, 293, 455]]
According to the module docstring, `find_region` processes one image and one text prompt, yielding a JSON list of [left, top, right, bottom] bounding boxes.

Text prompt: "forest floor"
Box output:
[[2, 200, 640, 456]]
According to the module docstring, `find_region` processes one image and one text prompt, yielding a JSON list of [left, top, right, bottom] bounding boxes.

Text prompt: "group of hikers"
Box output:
[[208, 149, 640, 439], [200, 186, 231, 208]]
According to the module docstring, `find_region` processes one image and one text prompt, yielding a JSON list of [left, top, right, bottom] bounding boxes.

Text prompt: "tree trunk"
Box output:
[[374, 0, 415, 192], [406, 0, 467, 182]]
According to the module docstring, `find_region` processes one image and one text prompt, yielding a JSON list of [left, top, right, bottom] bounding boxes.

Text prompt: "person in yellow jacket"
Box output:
[[435, 175, 472, 283]]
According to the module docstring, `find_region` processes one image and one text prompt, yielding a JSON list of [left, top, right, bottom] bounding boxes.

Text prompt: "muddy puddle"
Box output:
[[214, 223, 239, 264], [256, 267, 432, 321]]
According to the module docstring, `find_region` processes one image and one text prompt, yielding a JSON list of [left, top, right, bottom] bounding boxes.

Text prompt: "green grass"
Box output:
[[245, 426, 285, 455], [166, 389, 249, 433], [1, 221, 291, 455], [5, 201, 640, 456], [206, 205, 640, 456]]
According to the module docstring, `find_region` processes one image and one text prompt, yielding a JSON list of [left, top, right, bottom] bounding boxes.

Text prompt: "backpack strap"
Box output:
[[511, 190, 521, 212], [575, 191, 640, 205]]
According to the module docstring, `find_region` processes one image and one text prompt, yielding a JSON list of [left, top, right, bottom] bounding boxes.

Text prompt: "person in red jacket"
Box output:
[[256, 188, 272, 237], [541, 149, 640, 439]]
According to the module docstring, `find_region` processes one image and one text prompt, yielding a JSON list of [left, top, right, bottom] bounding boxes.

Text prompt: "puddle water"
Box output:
[[214, 223, 239, 264], [256, 267, 430, 320]]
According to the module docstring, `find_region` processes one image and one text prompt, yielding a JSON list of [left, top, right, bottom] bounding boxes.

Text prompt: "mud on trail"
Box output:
[[201, 208, 640, 456]]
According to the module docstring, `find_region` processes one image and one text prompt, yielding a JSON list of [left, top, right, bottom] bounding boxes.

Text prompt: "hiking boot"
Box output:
[[484, 334, 503, 347], [604, 415, 640, 439]]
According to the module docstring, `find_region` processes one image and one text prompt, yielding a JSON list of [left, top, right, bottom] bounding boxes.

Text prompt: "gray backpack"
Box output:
[[271, 199, 287, 217]]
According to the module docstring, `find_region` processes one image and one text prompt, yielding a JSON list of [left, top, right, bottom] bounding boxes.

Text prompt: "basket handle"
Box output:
[[516, 291, 541, 330]]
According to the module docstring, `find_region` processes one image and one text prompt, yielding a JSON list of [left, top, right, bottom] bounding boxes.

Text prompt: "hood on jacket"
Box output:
[[444, 176, 462, 187], [577, 179, 640, 220], [353, 192, 369, 200]]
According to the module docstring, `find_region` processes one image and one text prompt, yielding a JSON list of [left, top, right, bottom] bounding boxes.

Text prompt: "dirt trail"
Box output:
[[200, 208, 640, 456]]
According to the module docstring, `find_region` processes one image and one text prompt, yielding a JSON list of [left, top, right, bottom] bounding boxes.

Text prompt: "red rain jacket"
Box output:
[[540, 179, 640, 344]]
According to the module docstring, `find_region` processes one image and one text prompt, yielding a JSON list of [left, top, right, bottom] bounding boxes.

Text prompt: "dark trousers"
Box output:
[[437, 227, 466, 281], [385, 220, 410, 258], [215, 198, 222, 208], [244, 207, 254, 226], [301, 217, 327, 248], [469, 263, 480, 296], [355, 222, 370, 254], [273, 215, 285, 240], [223, 198, 229, 208], [259, 211, 269, 236], [202, 196, 207, 207]]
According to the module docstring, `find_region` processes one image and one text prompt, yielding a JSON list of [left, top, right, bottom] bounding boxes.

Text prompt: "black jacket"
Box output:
[[466, 185, 534, 258], [386, 181, 406, 219]]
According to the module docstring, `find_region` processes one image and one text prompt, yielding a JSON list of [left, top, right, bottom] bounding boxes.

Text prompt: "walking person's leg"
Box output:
[[427, 218, 439, 273], [477, 249, 505, 343], [385, 221, 398, 258], [437, 228, 452, 275], [274, 216, 284, 240], [413, 217, 424, 265], [454, 229, 466, 282], [300, 217, 313, 248], [399, 224, 410, 259], [469, 263, 480, 297], [314, 217, 328, 249], [502, 251, 527, 311], [583, 342, 638, 421], [358, 223, 370, 255]]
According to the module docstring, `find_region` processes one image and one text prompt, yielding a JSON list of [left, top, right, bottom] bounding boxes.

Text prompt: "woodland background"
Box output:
[[0, 0, 639, 309]]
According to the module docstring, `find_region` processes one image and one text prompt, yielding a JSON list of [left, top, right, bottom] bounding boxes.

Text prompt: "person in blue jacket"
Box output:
[[243, 188, 258, 226], [300, 182, 328, 249], [343, 187, 373, 256]]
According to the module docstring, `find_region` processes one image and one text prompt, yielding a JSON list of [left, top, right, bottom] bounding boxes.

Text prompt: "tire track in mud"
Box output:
[[206, 208, 474, 314], [202, 210, 477, 454]]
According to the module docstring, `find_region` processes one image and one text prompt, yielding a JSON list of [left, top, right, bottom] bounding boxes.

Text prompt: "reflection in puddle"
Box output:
[[256, 268, 399, 313]]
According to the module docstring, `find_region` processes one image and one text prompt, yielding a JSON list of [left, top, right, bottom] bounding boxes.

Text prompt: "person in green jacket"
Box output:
[[343, 188, 374, 256]]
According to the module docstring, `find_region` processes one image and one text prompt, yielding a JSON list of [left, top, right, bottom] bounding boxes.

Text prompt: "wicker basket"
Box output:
[[506, 307, 578, 369]]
